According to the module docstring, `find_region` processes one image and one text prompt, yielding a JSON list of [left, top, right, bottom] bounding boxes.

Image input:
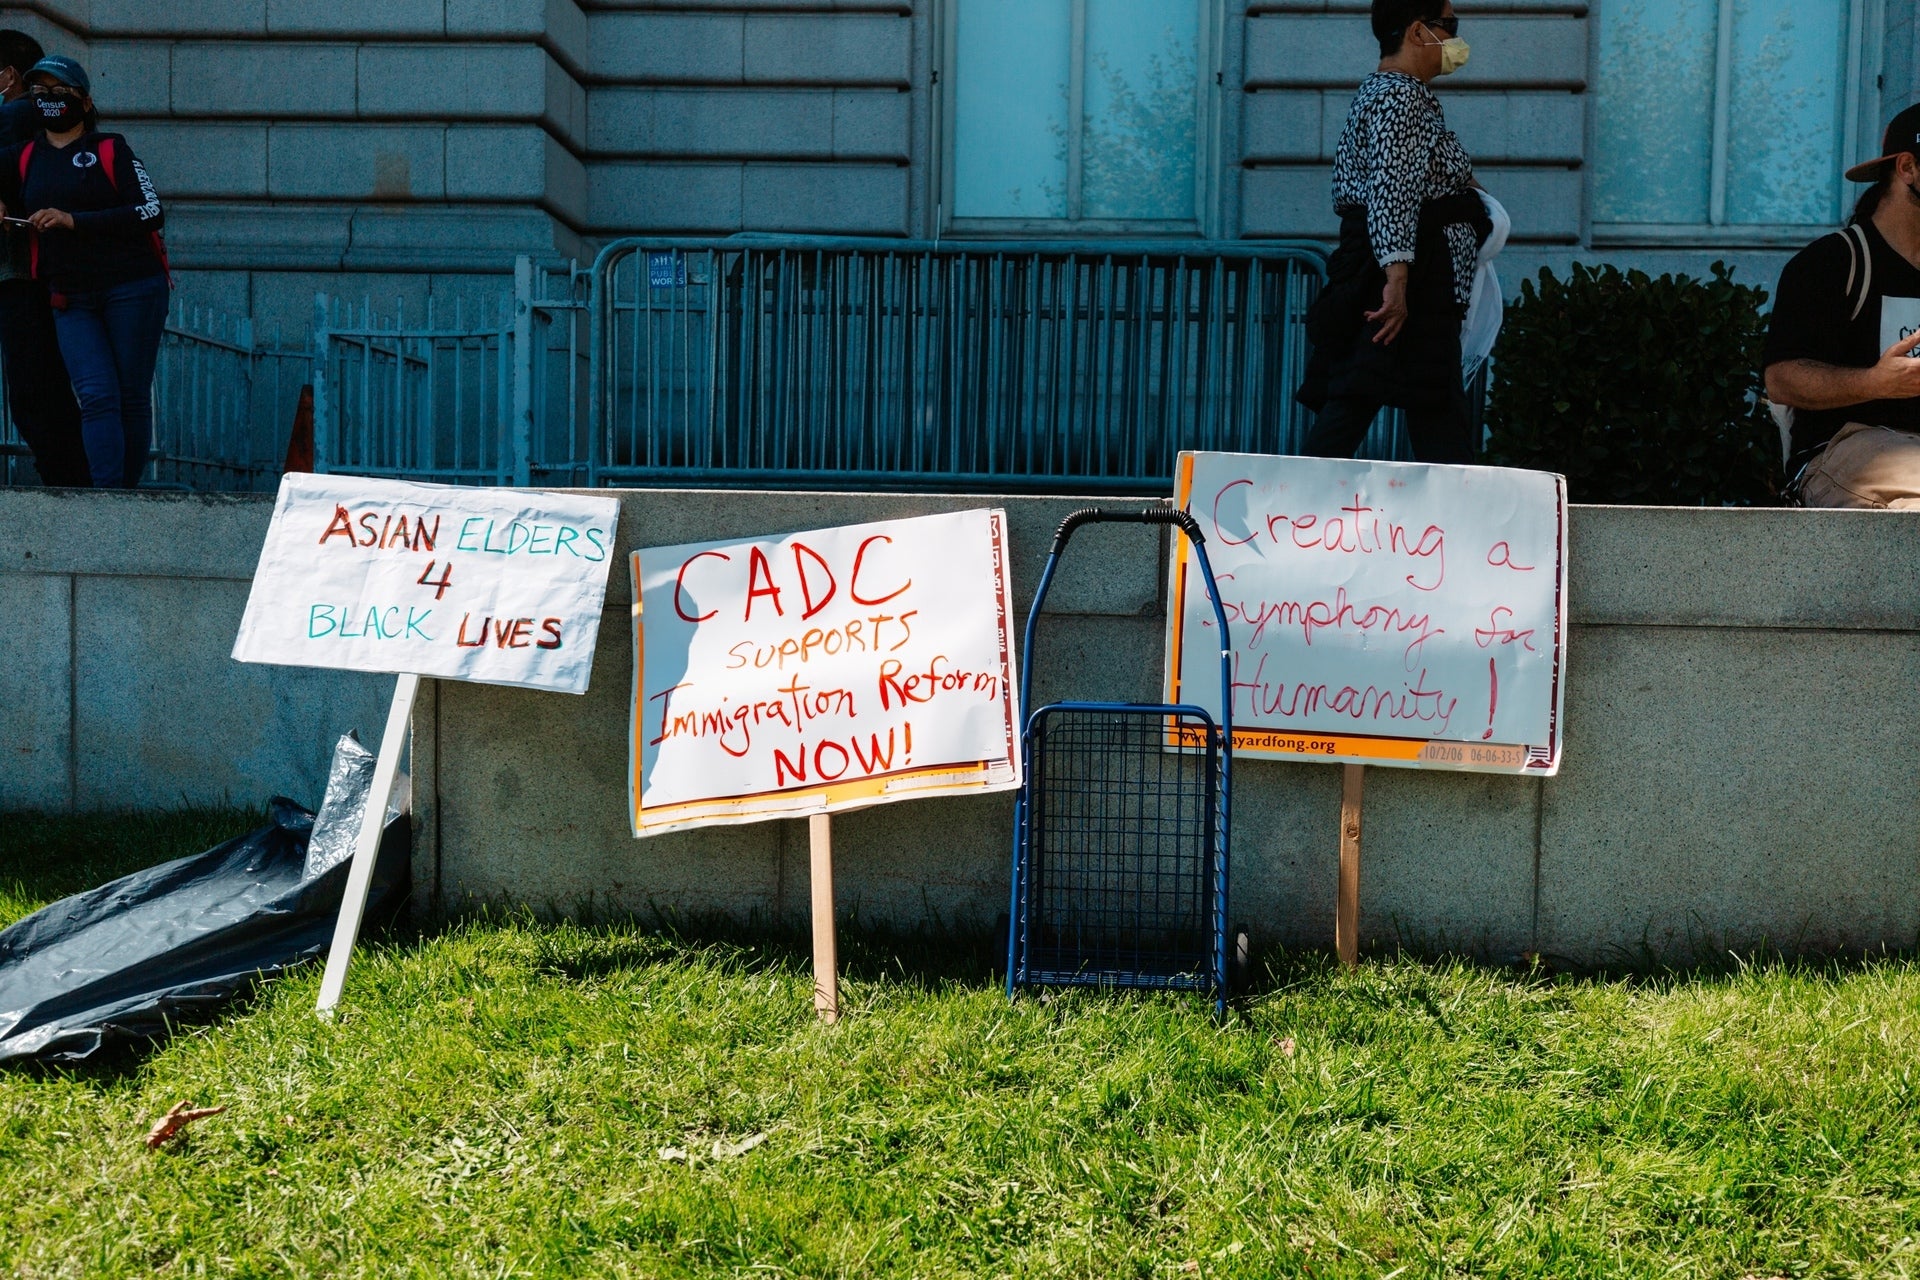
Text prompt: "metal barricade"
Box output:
[[1, 298, 308, 490], [151, 303, 309, 490], [586, 236, 1330, 494], [311, 259, 590, 488]]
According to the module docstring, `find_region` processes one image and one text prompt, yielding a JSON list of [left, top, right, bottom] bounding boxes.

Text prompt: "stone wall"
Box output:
[[8, 485, 1919, 966], [0, 486, 390, 811]]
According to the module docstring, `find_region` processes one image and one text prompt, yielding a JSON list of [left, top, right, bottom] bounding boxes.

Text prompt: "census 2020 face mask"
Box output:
[[33, 94, 76, 126]]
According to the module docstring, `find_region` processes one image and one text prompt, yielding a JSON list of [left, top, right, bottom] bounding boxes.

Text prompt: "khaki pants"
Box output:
[[1800, 421, 1920, 509]]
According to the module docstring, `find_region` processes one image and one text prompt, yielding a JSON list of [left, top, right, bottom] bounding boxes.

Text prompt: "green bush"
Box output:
[[1483, 261, 1782, 505]]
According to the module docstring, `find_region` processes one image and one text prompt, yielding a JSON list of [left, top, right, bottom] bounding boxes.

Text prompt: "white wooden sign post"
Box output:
[[1165, 452, 1569, 967], [629, 509, 1023, 1020], [233, 473, 620, 1014]]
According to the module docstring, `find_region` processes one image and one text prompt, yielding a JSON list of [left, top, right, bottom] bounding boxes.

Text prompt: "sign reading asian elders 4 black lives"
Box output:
[[233, 473, 620, 694], [1167, 452, 1568, 775]]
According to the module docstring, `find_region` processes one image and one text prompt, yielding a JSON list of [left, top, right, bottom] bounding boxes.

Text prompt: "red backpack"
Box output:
[[16, 135, 171, 290]]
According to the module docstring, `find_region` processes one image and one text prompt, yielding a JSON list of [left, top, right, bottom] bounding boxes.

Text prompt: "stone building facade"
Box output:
[[4, 1, 1907, 328]]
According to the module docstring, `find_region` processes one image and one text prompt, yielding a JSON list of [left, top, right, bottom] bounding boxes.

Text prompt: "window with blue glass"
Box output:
[[1594, 0, 1874, 238], [945, 0, 1211, 229]]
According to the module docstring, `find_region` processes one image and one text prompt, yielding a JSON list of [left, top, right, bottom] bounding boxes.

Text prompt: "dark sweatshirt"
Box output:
[[0, 97, 37, 281], [0, 130, 165, 293]]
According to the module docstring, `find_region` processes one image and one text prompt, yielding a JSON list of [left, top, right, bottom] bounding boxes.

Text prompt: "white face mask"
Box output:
[[1413, 25, 1471, 76]]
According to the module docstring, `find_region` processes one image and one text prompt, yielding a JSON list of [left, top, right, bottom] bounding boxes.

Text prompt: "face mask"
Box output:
[[1413, 25, 1471, 76], [33, 94, 76, 126]]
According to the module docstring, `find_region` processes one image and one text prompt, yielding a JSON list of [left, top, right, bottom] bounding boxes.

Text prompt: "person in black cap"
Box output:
[[0, 30, 84, 485], [1765, 103, 1920, 506], [0, 54, 169, 489]]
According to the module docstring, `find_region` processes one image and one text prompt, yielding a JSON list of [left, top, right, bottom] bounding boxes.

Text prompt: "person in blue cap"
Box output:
[[0, 54, 169, 489], [0, 30, 85, 486]]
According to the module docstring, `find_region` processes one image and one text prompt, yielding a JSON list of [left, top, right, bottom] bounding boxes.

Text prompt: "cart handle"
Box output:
[[1052, 506, 1204, 556]]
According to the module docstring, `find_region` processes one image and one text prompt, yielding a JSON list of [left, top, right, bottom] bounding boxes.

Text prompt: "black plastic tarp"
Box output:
[[0, 735, 410, 1064]]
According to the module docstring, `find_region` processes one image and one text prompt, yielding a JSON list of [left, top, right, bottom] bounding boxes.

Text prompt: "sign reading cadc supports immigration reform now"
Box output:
[[630, 509, 1022, 836]]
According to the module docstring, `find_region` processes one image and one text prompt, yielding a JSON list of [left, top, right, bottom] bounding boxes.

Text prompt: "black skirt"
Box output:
[[1295, 191, 1488, 414]]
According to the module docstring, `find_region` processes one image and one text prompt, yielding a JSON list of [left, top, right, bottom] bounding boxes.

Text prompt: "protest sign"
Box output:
[[629, 509, 1021, 837], [233, 473, 620, 1012], [1166, 452, 1567, 776], [233, 473, 620, 694]]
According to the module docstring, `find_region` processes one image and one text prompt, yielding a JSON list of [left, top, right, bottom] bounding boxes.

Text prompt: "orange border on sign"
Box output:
[[1163, 451, 1564, 776]]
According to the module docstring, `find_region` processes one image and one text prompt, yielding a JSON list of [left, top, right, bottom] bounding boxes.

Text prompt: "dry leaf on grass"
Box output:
[[659, 1132, 769, 1163], [145, 1101, 227, 1149], [712, 1131, 768, 1159]]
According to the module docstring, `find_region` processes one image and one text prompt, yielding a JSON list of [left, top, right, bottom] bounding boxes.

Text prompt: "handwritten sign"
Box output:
[[1167, 452, 1567, 774], [233, 473, 620, 694], [630, 510, 1021, 836]]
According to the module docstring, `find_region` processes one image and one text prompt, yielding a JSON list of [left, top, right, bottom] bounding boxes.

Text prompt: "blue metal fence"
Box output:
[[1, 299, 308, 490], [588, 237, 1331, 493], [11, 239, 1441, 495], [311, 259, 592, 488]]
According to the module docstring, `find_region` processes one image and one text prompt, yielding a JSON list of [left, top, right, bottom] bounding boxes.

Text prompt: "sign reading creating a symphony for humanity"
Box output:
[[1166, 452, 1568, 775], [233, 473, 620, 694], [629, 509, 1021, 836]]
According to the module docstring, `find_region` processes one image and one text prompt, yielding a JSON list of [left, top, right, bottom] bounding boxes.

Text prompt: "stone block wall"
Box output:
[[10, 486, 1920, 967], [0, 1, 1910, 345]]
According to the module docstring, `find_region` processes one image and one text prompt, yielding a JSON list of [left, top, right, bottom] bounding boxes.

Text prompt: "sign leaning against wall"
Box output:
[[1166, 452, 1568, 775], [629, 509, 1023, 836]]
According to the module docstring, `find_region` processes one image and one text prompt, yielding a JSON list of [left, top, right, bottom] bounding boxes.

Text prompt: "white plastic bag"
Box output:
[[1461, 189, 1511, 383]]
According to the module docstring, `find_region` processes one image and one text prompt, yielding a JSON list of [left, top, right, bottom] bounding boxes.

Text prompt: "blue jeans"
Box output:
[[53, 273, 169, 488]]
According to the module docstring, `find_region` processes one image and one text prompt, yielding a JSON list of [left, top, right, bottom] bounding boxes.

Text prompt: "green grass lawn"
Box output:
[[5, 813, 1920, 1279]]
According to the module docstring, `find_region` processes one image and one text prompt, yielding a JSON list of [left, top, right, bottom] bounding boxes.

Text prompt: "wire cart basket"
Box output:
[[1006, 508, 1235, 1014]]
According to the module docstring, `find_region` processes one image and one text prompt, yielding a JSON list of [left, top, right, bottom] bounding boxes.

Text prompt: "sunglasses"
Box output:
[[1415, 14, 1461, 36]]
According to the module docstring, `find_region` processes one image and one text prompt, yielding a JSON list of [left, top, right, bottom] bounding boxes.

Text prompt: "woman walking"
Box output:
[[0, 55, 168, 488], [1295, 0, 1490, 464]]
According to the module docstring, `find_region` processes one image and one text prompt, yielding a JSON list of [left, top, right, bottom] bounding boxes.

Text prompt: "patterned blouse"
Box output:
[[1331, 70, 1479, 308]]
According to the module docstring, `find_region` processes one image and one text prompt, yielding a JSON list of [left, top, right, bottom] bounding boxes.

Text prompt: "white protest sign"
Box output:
[[232, 472, 621, 1015], [233, 473, 620, 694], [1167, 452, 1567, 775], [630, 509, 1021, 836]]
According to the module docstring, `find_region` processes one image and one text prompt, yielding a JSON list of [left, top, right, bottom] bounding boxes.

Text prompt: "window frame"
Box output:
[[932, 0, 1225, 237], [1587, 0, 1883, 247]]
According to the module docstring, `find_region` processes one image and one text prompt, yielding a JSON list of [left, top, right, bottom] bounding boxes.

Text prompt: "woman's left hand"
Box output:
[[27, 208, 73, 232]]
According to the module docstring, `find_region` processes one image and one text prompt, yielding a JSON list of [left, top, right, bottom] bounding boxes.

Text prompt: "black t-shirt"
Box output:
[[1764, 218, 1920, 464], [0, 131, 165, 294]]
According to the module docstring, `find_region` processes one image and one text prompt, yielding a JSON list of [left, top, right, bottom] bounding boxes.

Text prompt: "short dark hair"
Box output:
[[0, 29, 44, 80], [1372, 0, 1449, 57]]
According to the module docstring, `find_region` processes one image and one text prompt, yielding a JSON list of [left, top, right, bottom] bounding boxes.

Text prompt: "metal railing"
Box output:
[[6, 241, 1466, 496], [586, 236, 1330, 493], [1, 299, 309, 490], [310, 259, 591, 488]]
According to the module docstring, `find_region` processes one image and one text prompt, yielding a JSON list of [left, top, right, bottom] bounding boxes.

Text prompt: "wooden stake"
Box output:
[[317, 672, 420, 1016], [810, 813, 839, 1023], [1337, 763, 1364, 970]]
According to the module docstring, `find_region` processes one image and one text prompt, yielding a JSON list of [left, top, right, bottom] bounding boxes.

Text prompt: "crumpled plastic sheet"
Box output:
[[0, 733, 411, 1064]]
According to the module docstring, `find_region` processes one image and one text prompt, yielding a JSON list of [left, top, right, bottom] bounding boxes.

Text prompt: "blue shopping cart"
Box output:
[[1006, 507, 1236, 1015]]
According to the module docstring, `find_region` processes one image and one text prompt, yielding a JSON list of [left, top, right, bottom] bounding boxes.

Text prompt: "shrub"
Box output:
[[1482, 261, 1782, 505]]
